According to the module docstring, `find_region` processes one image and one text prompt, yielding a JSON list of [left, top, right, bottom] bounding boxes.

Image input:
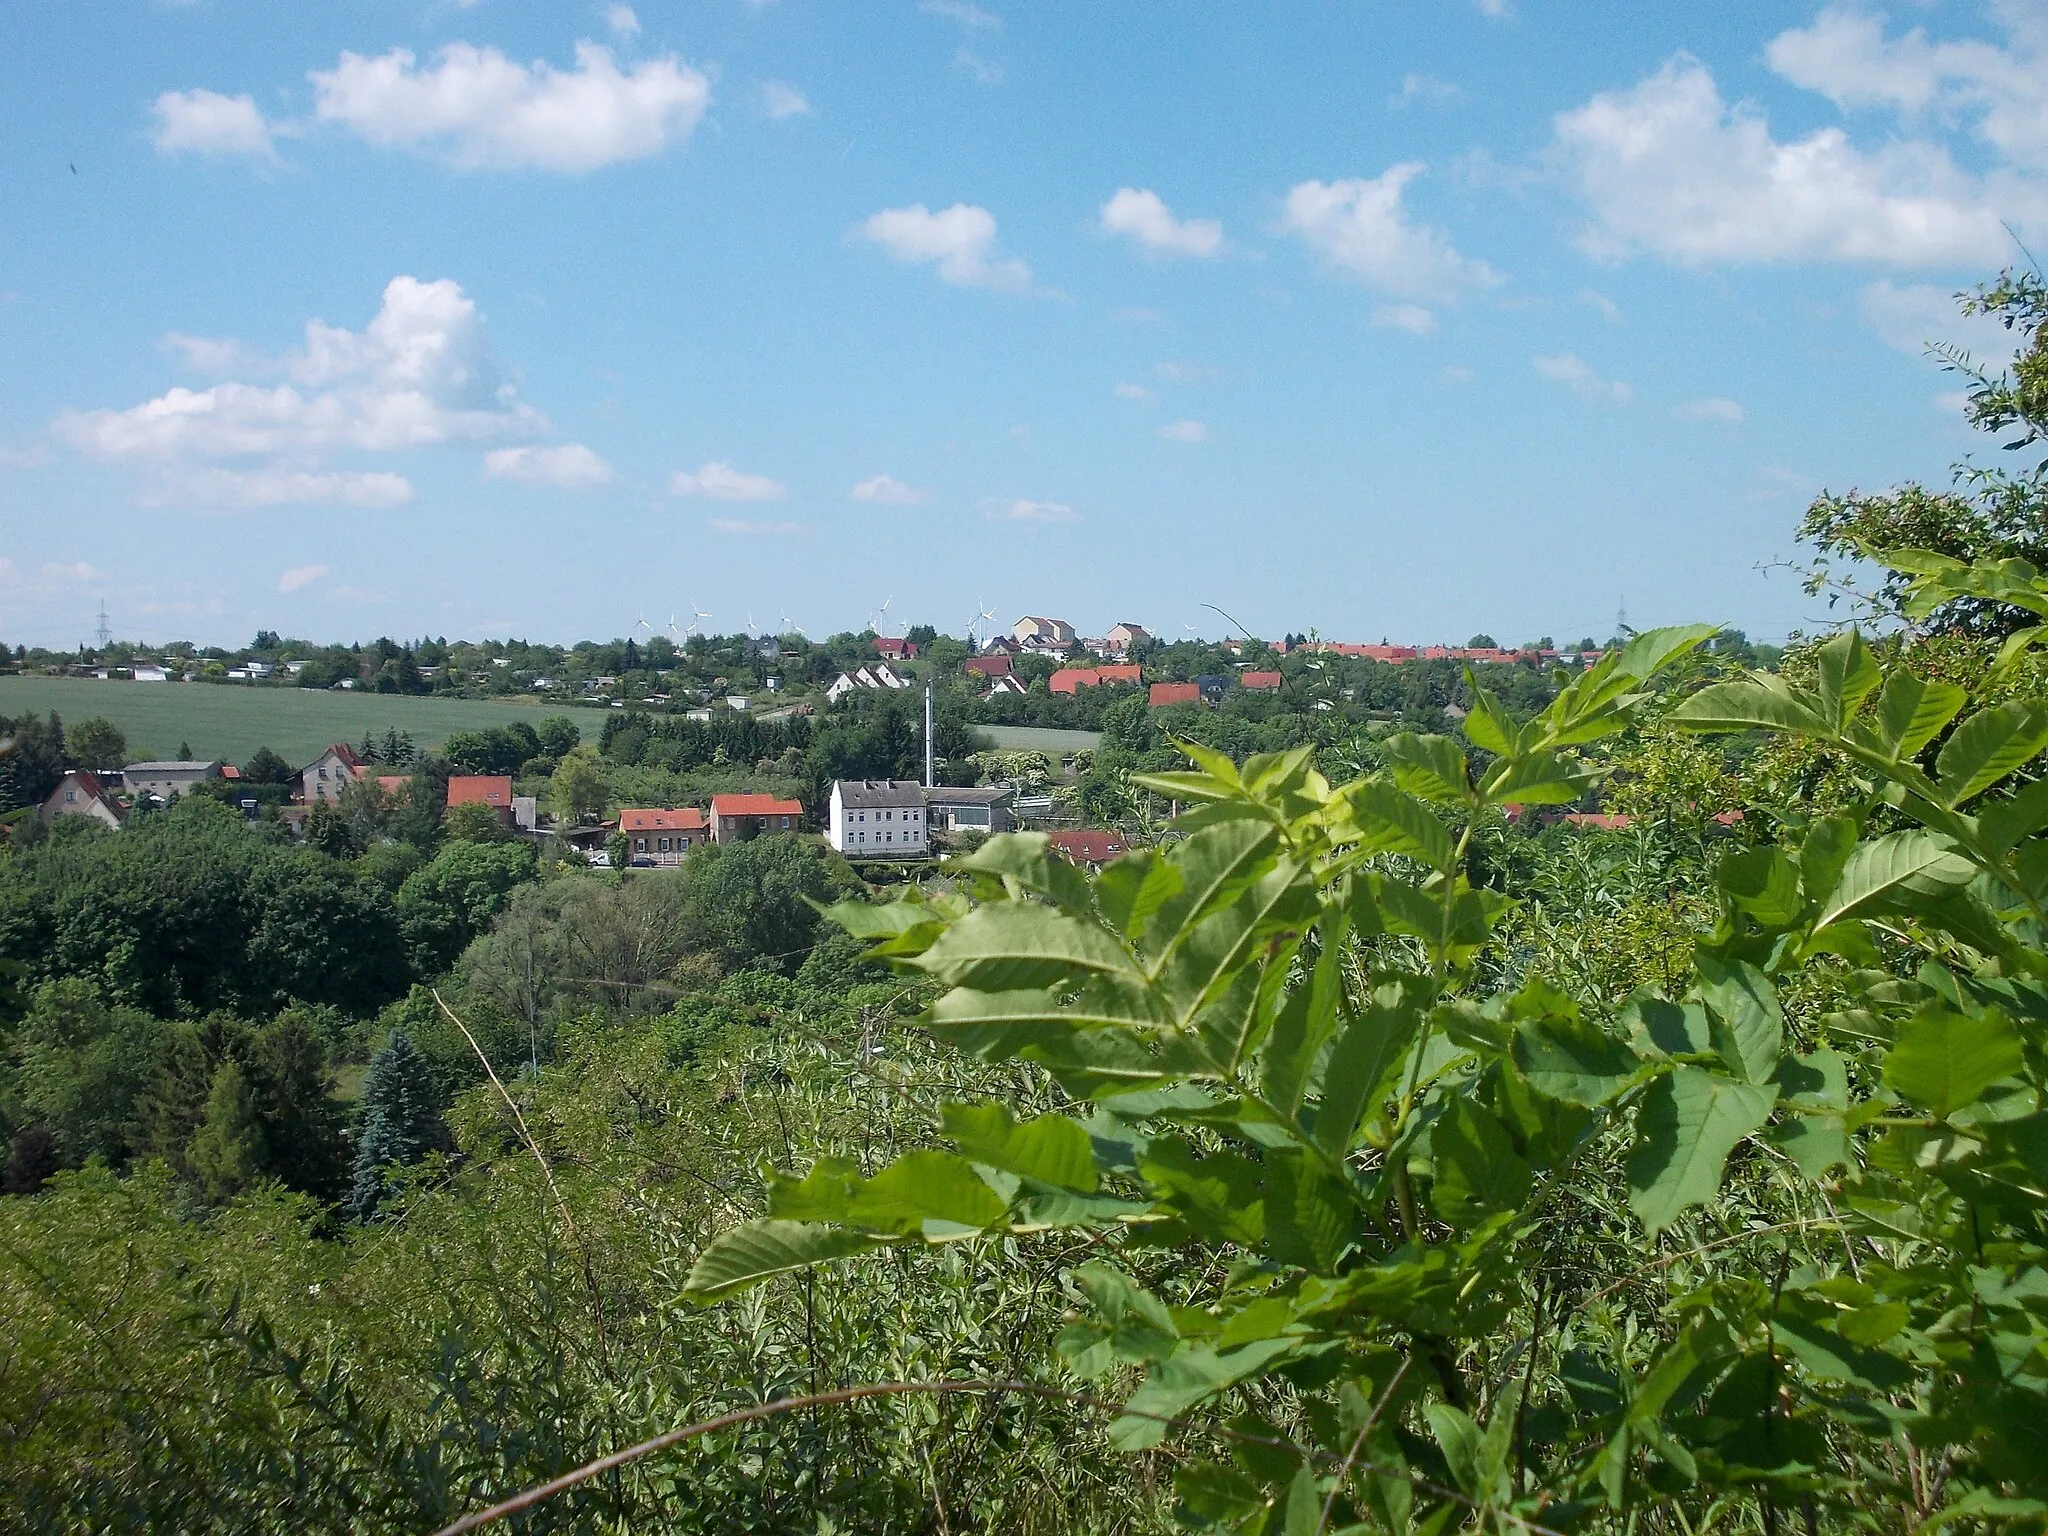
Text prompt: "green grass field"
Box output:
[[976, 724, 1102, 754], [0, 677, 595, 766]]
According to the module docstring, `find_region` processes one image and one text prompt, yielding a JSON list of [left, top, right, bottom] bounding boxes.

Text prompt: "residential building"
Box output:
[[710, 792, 803, 842], [1047, 828, 1129, 869], [1195, 674, 1230, 700], [874, 636, 919, 661], [1096, 664, 1141, 686], [1011, 615, 1076, 652], [1049, 668, 1099, 695], [124, 759, 224, 802], [1104, 623, 1150, 657], [1149, 682, 1201, 707], [300, 743, 363, 806], [924, 785, 1015, 835], [42, 769, 124, 829], [447, 775, 516, 825], [828, 780, 930, 859], [619, 806, 709, 865], [984, 674, 1027, 698], [963, 653, 1013, 680], [132, 664, 170, 683], [1241, 671, 1284, 691]]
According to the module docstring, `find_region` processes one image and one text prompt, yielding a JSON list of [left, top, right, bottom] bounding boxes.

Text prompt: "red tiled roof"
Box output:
[[1049, 668, 1100, 694], [874, 637, 918, 659], [963, 654, 1013, 677], [375, 775, 410, 794], [1096, 664, 1141, 685], [447, 775, 513, 808], [710, 792, 803, 817], [218, 763, 241, 779], [620, 806, 708, 832], [325, 742, 364, 769], [1047, 829, 1129, 866], [1241, 671, 1284, 690], [1149, 682, 1201, 706]]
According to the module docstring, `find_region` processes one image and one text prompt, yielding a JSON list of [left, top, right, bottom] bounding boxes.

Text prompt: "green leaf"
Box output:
[[683, 1219, 883, 1301], [1718, 849, 1804, 929], [1431, 1098, 1532, 1226], [1512, 1016, 1640, 1106], [1482, 748, 1600, 809], [1798, 816, 1859, 907], [1344, 779, 1455, 872], [1094, 849, 1184, 941], [1976, 776, 2048, 856], [1141, 1138, 1266, 1246], [1157, 859, 1318, 1020], [1313, 975, 1427, 1155], [1883, 1005, 2023, 1120], [950, 830, 1096, 913], [916, 902, 1140, 992], [1811, 830, 1977, 930], [1872, 668, 1966, 758], [1696, 956, 1784, 1084], [1145, 820, 1282, 960], [1425, 1402, 1481, 1495], [1381, 733, 1470, 806], [1064, 1261, 1179, 1373], [1936, 701, 2048, 807], [1626, 1068, 1778, 1236], [927, 977, 1176, 1043], [1110, 1337, 1299, 1450], [1461, 685, 1519, 757], [1770, 1117, 1854, 1180], [1813, 631, 1882, 731], [1263, 908, 1355, 1117], [942, 1103, 1099, 1192], [1612, 623, 1723, 681], [1668, 677, 1832, 737], [1771, 1316, 1912, 1390], [773, 1149, 1010, 1237], [1262, 1148, 1355, 1272]]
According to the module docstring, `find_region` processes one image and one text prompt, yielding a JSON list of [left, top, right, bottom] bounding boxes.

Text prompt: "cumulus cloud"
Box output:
[[763, 80, 810, 119], [310, 41, 709, 171], [151, 89, 278, 161], [58, 276, 543, 465], [0, 559, 101, 593], [1550, 56, 2020, 266], [1579, 288, 1623, 323], [1099, 188, 1225, 258], [1389, 73, 1461, 110], [484, 442, 614, 488], [1280, 165, 1502, 323], [989, 497, 1077, 523], [858, 202, 1030, 293], [1534, 353, 1634, 406], [1372, 304, 1437, 334], [1860, 279, 2021, 360], [1158, 419, 1208, 442], [670, 460, 786, 500], [1673, 397, 1745, 423], [604, 4, 640, 38], [922, 0, 1001, 29], [851, 473, 930, 504], [278, 564, 328, 592], [1114, 380, 1155, 402], [146, 467, 416, 508], [163, 333, 262, 374]]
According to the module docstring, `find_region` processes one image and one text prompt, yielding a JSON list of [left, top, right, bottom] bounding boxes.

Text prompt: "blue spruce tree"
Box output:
[[347, 1030, 439, 1221]]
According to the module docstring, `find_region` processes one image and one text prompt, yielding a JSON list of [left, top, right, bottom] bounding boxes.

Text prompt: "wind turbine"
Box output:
[[869, 595, 894, 637], [667, 614, 682, 643], [780, 608, 807, 640], [687, 599, 712, 637]]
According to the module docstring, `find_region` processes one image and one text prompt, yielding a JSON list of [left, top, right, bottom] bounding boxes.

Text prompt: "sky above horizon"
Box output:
[[4, 1, 2046, 652]]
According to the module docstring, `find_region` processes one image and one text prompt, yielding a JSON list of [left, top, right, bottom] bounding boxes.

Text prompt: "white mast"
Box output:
[[924, 683, 934, 788]]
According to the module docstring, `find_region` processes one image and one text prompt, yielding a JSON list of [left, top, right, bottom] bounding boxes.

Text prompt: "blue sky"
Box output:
[[3, 1, 2044, 650]]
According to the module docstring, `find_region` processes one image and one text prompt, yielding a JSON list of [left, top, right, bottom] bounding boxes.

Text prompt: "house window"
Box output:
[[658, 837, 669, 852], [635, 838, 647, 851], [780, 816, 790, 828]]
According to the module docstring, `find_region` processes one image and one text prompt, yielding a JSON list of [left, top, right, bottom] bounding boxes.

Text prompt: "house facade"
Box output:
[[1104, 623, 1150, 656], [827, 780, 930, 859], [1011, 616, 1076, 652], [300, 743, 363, 806], [923, 785, 1014, 836], [42, 770, 125, 829], [962, 653, 1013, 679], [619, 806, 709, 865], [123, 759, 224, 802], [709, 792, 803, 842], [447, 775, 516, 824]]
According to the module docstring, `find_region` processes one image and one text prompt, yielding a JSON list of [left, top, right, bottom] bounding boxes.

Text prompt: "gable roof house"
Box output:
[[619, 806, 709, 866], [1104, 623, 1150, 657], [447, 775, 516, 824], [1149, 682, 1202, 708], [1012, 616, 1076, 652], [42, 769, 125, 829], [124, 759, 224, 803], [300, 743, 363, 806], [1241, 671, 1284, 691], [873, 636, 919, 661], [984, 674, 1028, 698], [828, 780, 931, 860], [963, 653, 1013, 679], [1047, 829, 1130, 869], [709, 792, 803, 843]]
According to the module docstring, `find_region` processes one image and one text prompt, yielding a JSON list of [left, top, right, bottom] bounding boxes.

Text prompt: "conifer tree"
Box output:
[[347, 1031, 439, 1221], [188, 1061, 266, 1201]]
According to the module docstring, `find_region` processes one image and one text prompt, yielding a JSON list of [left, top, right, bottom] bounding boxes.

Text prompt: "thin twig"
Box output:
[[1317, 1356, 1411, 1535], [1584, 1218, 1843, 1305]]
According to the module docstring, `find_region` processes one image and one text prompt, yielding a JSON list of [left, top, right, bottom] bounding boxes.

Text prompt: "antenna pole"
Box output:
[[924, 683, 934, 788]]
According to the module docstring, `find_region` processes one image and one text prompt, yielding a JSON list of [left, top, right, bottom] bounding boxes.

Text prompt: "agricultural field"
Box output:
[[975, 723, 1102, 754], [0, 676, 592, 766]]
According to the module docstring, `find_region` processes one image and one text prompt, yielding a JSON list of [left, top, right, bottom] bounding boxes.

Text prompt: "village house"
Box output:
[[619, 806, 709, 866], [873, 636, 919, 662], [1103, 623, 1150, 657], [447, 775, 516, 825], [123, 759, 224, 802], [42, 769, 125, 829], [709, 791, 803, 842], [1011, 616, 1076, 652], [922, 784, 1015, 836], [1047, 828, 1129, 869], [1241, 671, 1284, 691], [1148, 681, 1201, 707], [827, 780, 930, 859], [300, 743, 363, 806], [962, 653, 1013, 680], [983, 674, 1027, 698]]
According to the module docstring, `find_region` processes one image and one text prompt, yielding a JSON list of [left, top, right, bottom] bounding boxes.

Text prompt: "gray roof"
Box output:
[[924, 785, 1015, 806], [124, 760, 220, 773], [834, 778, 927, 809]]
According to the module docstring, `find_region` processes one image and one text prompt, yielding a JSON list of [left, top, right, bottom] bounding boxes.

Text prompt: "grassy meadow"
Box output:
[[0, 676, 592, 766], [976, 723, 1102, 753]]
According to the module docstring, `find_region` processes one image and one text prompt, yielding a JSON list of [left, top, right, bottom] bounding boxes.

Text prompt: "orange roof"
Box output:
[[1149, 682, 1201, 706], [1241, 671, 1284, 690], [375, 775, 410, 794], [963, 654, 1012, 677], [710, 792, 803, 817], [620, 806, 708, 832], [447, 775, 513, 807], [1049, 667, 1100, 694], [1096, 664, 1141, 685], [1048, 829, 1129, 865], [218, 763, 241, 779]]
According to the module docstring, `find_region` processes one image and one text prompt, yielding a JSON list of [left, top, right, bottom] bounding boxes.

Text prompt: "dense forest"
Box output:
[[3, 270, 2048, 1533]]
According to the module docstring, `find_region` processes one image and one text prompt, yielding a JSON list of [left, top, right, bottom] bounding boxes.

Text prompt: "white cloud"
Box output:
[[0, 560, 101, 593], [1114, 380, 1155, 402], [1476, 0, 1511, 15], [1578, 288, 1623, 323], [151, 89, 278, 161], [58, 276, 544, 465], [1372, 304, 1437, 334], [707, 517, 800, 535], [1154, 359, 1222, 383], [310, 41, 709, 171], [1158, 419, 1208, 443], [1280, 166, 1503, 301], [1550, 56, 2021, 266], [278, 564, 328, 592], [145, 467, 416, 508], [484, 442, 614, 488], [1389, 73, 1461, 110], [989, 497, 1077, 523], [1099, 188, 1225, 258], [670, 460, 787, 500], [163, 333, 261, 373], [851, 473, 930, 504], [953, 49, 1003, 85], [763, 80, 810, 119], [1766, 5, 2048, 172], [922, 0, 1001, 29], [858, 203, 1030, 293], [1534, 353, 1634, 406], [1673, 396, 1745, 423], [604, 4, 640, 38], [1860, 279, 2020, 360]]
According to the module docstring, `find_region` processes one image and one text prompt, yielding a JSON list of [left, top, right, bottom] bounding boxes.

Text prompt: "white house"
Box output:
[[124, 759, 224, 802], [1012, 616, 1076, 652], [828, 779, 930, 859], [299, 743, 363, 806]]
